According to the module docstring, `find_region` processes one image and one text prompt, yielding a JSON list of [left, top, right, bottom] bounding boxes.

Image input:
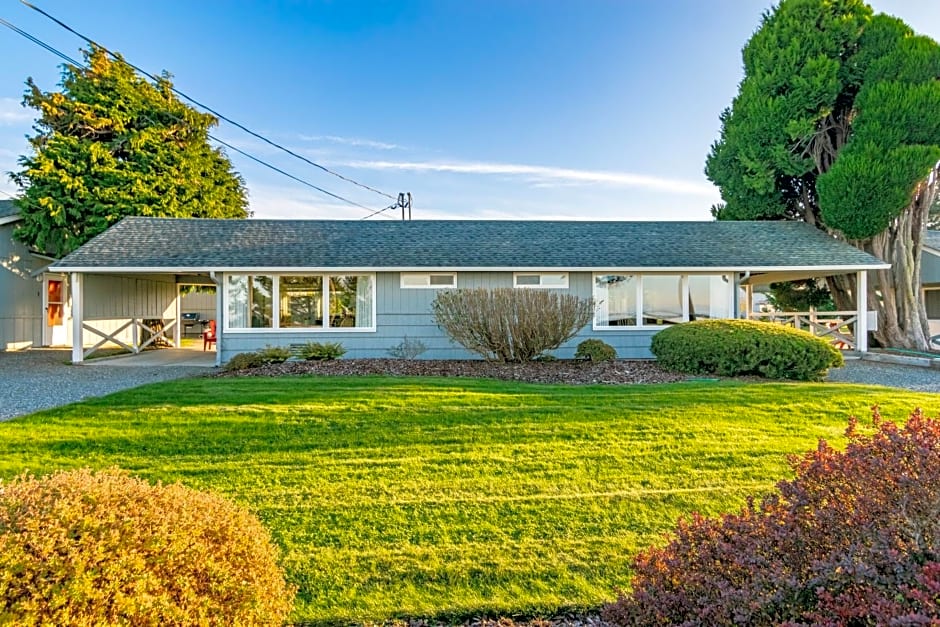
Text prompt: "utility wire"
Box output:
[[0, 17, 394, 218], [360, 202, 400, 220], [21, 0, 399, 202]]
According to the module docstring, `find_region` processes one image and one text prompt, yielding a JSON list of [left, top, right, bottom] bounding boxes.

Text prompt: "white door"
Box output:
[[43, 275, 68, 346]]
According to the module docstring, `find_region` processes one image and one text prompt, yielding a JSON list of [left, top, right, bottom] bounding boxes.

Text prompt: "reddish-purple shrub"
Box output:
[[603, 407, 940, 626]]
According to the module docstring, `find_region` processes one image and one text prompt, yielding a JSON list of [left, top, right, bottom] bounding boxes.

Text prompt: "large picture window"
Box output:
[[688, 275, 732, 320], [226, 273, 375, 331], [642, 275, 683, 325], [279, 276, 323, 328], [594, 275, 636, 326], [227, 275, 273, 328], [593, 273, 732, 329], [329, 275, 374, 328]]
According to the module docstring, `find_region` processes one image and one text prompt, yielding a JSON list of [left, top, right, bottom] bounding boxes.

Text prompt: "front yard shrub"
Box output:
[[650, 319, 843, 380], [432, 287, 594, 362], [223, 351, 265, 371], [0, 468, 294, 626], [297, 341, 346, 361], [387, 336, 428, 360], [604, 408, 940, 626], [257, 345, 292, 364], [575, 338, 617, 362]]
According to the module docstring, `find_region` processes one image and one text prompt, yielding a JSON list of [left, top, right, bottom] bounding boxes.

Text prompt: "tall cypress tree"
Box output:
[[706, 0, 940, 350]]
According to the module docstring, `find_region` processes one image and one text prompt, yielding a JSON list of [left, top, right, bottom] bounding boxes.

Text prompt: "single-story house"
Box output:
[[47, 217, 889, 365]]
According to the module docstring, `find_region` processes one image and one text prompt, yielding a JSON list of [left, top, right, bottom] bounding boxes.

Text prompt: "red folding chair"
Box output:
[[202, 320, 217, 351]]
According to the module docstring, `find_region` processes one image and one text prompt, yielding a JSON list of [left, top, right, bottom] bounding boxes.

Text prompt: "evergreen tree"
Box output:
[[706, 0, 940, 349], [11, 46, 249, 257]]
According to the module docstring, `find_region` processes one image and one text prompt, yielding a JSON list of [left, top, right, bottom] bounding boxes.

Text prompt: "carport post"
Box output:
[[173, 285, 181, 347], [70, 272, 83, 364], [856, 270, 868, 352]]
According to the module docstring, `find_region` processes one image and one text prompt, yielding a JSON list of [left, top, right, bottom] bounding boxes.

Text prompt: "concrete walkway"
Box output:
[[81, 348, 217, 367]]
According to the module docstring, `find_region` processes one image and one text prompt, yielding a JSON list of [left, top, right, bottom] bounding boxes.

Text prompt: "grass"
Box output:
[[0, 376, 938, 623]]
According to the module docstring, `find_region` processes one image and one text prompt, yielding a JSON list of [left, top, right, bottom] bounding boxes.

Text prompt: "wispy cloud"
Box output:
[[0, 98, 32, 126], [298, 135, 404, 151], [339, 159, 718, 196]]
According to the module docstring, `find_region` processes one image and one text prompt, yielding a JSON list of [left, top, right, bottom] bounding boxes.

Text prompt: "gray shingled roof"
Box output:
[[0, 199, 18, 220], [52, 217, 888, 271]]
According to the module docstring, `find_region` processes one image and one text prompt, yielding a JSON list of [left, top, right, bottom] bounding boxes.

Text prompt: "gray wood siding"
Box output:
[[924, 250, 940, 287], [219, 271, 662, 362], [77, 274, 177, 347], [0, 223, 44, 350], [179, 290, 216, 329]]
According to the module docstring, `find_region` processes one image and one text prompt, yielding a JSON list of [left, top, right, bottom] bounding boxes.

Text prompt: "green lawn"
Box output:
[[1, 376, 937, 623]]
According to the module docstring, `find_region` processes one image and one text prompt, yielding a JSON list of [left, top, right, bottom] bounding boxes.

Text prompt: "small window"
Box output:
[[401, 272, 456, 289], [513, 272, 568, 289]]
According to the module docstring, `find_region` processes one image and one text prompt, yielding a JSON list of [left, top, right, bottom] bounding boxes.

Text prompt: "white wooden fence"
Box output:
[[747, 310, 859, 350], [82, 317, 178, 359]]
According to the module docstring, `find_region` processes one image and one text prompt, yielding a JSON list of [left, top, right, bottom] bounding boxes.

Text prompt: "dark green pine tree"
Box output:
[[706, 0, 940, 350], [11, 45, 249, 257]]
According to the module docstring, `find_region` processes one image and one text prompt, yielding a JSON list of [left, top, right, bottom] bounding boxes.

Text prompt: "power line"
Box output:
[[20, 0, 399, 203], [0, 17, 395, 218]]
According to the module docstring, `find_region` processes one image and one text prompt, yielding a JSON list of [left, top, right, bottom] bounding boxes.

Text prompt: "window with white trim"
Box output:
[[593, 273, 732, 328], [400, 272, 457, 289], [226, 273, 375, 331], [513, 272, 569, 288]]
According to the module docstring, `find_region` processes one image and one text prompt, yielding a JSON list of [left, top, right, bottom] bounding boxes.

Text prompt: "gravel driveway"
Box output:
[[0, 349, 211, 422], [825, 358, 940, 393]]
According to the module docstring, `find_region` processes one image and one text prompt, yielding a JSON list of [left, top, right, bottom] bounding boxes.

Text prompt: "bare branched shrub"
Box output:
[[432, 287, 594, 362]]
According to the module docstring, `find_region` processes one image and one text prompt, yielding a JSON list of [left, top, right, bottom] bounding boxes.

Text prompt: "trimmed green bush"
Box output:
[[650, 319, 843, 381], [0, 468, 295, 626], [575, 339, 617, 362], [297, 341, 346, 361], [223, 351, 265, 372]]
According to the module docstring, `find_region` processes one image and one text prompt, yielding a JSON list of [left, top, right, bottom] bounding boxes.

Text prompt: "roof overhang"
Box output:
[[50, 263, 891, 275], [0, 214, 21, 227]]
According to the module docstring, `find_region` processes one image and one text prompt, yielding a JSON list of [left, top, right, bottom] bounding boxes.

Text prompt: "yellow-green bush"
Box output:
[[650, 319, 844, 381], [0, 468, 294, 626]]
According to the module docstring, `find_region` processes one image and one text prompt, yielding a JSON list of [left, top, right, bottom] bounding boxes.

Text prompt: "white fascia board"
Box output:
[[0, 215, 22, 227], [50, 263, 892, 274], [924, 246, 940, 258]]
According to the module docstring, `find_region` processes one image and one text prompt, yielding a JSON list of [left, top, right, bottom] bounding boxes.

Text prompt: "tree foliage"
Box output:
[[706, 0, 940, 349], [766, 279, 835, 311], [11, 46, 248, 257]]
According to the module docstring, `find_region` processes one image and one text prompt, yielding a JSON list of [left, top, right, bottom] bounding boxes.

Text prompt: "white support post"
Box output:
[[745, 284, 754, 319], [132, 318, 140, 353], [174, 286, 182, 347], [214, 273, 223, 367], [856, 270, 868, 352], [70, 273, 83, 364]]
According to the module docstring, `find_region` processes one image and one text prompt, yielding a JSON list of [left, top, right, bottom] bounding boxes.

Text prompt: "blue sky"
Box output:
[[0, 1, 937, 221]]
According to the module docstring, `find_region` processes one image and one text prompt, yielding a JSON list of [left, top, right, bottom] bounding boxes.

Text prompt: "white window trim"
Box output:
[[592, 273, 733, 331], [223, 272, 377, 333], [400, 272, 457, 289], [512, 272, 569, 289]]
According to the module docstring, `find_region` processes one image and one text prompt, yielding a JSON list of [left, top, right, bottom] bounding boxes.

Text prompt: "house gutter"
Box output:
[[734, 271, 751, 318]]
